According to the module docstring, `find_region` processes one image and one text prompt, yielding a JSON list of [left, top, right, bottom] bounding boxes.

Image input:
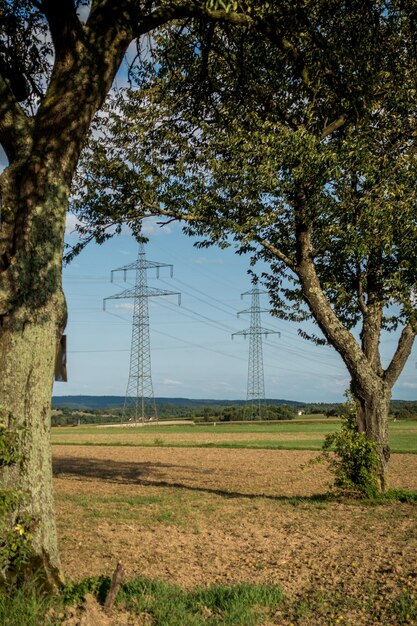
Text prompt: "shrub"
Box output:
[[321, 395, 379, 498]]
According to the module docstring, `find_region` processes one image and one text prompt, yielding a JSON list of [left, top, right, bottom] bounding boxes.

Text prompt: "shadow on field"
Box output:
[[52, 456, 329, 502]]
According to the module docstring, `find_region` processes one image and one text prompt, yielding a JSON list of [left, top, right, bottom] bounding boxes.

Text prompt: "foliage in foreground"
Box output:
[[65, 576, 284, 625]]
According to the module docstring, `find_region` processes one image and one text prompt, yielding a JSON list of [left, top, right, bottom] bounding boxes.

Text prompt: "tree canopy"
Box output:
[[73, 1, 417, 333]]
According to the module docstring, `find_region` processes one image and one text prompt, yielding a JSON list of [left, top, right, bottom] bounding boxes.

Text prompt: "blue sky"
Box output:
[[53, 215, 417, 402], [1, 145, 417, 402]]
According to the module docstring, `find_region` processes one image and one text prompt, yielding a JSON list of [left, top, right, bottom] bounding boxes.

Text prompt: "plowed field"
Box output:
[[53, 444, 417, 624]]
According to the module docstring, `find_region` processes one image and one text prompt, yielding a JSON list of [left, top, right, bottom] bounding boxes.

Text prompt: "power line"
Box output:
[[104, 292, 347, 375], [159, 275, 344, 369], [103, 308, 345, 378], [65, 270, 344, 369]]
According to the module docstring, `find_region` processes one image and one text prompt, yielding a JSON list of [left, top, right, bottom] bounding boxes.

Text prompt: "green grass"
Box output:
[[64, 576, 285, 626], [0, 581, 57, 626], [52, 420, 341, 436], [52, 438, 329, 452], [4, 573, 413, 626], [52, 420, 417, 454], [198, 438, 326, 450]]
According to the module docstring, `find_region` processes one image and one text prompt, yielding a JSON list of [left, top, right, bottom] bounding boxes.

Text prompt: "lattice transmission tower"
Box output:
[[104, 243, 180, 422], [232, 287, 280, 419]]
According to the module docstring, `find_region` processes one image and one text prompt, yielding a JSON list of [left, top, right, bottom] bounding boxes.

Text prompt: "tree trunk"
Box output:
[[293, 216, 414, 493], [0, 162, 68, 587], [351, 377, 391, 492], [0, 295, 66, 588]]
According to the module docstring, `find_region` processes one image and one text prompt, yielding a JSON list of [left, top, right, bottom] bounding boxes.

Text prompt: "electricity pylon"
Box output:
[[104, 243, 180, 423], [232, 287, 280, 419]]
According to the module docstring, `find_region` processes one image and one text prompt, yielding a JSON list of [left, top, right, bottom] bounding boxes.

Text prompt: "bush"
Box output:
[[321, 396, 379, 498]]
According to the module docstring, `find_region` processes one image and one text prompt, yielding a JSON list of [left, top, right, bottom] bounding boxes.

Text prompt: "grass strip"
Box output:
[[2, 572, 415, 626], [63, 576, 284, 626], [51, 439, 417, 453]]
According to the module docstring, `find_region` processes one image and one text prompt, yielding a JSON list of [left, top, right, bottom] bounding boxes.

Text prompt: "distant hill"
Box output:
[[52, 395, 417, 413], [52, 395, 305, 410]]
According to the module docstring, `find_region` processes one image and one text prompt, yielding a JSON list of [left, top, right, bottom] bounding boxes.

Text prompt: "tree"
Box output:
[[72, 2, 417, 491], [0, 0, 264, 586]]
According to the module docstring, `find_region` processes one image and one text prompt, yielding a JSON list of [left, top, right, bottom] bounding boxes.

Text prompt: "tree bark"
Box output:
[[0, 9, 131, 585], [350, 376, 391, 491], [0, 298, 66, 588], [0, 161, 68, 586]]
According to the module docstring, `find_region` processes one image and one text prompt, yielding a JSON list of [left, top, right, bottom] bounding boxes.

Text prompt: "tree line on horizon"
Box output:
[[50, 400, 417, 426]]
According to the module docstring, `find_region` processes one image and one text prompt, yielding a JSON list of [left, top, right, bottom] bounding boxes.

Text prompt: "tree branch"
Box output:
[[355, 259, 368, 315], [40, 0, 82, 59], [320, 115, 348, 141], [360, 304, 383, 375], [131, 4, 252, 39], [293, 209, 375, 389], [190, 7, 253, 27], [138, 2, 256, 36], [384, 324, 416, 388], [247, 16, 315, 95], [256, 237, 296, 272], [0, 74, 32, 162], [360, 249, 386, 372]]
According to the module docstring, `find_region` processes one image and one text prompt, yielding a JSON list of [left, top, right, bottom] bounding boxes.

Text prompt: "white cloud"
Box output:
[[65, 213, 82, 235], [398, 381, 417, 389], [141, 217, 172, 236], [161, 378, 182, 386]]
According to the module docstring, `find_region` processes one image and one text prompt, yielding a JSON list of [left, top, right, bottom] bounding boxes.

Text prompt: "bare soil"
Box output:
[[53, 446, 417, 624]]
